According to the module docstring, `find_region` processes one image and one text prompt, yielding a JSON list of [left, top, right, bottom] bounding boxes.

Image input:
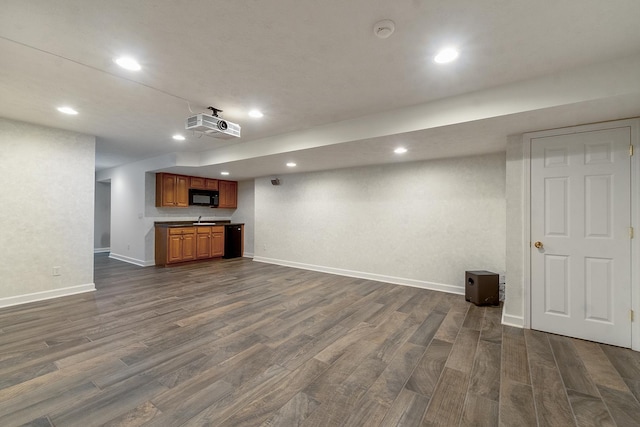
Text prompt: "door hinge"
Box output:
[[631, 145, 634, 156], [631, 310, 635, 322], [631, 227, 635, 239]]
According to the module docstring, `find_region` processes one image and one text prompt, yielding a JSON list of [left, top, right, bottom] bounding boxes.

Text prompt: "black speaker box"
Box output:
[[465, 270, 499, 306]]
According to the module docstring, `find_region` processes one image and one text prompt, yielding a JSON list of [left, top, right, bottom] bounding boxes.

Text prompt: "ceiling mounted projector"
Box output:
[[185, 109, 241, 139]]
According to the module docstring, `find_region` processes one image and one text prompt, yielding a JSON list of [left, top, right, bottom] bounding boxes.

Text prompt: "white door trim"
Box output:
[[523, 118, 640, 351]]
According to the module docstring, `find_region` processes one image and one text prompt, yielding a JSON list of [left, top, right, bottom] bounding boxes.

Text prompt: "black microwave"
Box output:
[[189, 189, 219, 207]]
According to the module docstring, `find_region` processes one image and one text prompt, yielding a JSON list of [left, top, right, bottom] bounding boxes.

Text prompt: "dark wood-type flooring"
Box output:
[[1, 255, 640, 426]]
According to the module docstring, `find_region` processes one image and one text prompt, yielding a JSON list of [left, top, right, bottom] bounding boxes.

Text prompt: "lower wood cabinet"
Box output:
[[195, 226, 225, 259], [165, 227, 195, 264], [196, 227, 211, 259], [212, 226, 224, 257], [156, 225, 224, 266]]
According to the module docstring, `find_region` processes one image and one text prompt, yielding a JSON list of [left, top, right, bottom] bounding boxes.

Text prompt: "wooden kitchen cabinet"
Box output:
[[205, 179, 219, 191], [156, 173, 234, 209], [190, 177, 219, 191], [196, 227, 212, 259], [211, 226, 224, 257], [190, 177, 205, 189], [156, 226, 196, 265], [218, 180, 238, 209], [157, 225, 225, 266], [156, 173, 189, 207], [195, 226, 225, 259], [169, 227, 196, 262]]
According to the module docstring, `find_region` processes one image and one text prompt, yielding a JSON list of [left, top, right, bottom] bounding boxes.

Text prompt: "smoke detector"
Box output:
[[373, 19, 395, 39]]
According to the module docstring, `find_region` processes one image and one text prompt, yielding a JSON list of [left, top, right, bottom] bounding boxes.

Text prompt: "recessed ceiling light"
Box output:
[[57, 106, 78, 115], [394, 147, 408, 154], [221, 171, 230, 176], [248, 109, 264, 118], [114, 56, 141, 71], [286, 162, 297, 167], [172, 134, 185, 141], [434, 48, 459, 64]]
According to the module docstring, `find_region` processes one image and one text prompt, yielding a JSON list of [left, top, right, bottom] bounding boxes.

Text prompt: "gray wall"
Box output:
[[0, 118, 95, 306], [94, 181, 111, 251], [232, 180, 255, 257], [254, 153, 506, 293], [503, 135, 525, 325]]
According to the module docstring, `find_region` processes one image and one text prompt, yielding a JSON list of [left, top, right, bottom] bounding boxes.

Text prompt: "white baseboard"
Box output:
[[501, 312, 525, 328], [243, 252, 254, 259], [108, 253, 155, 267], [253, 256, 464, 295], [94, 247, 110, 254], [0, 283, 96, 309]]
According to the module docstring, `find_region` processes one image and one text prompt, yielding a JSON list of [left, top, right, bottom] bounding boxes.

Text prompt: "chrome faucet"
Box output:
[[197, 216, 202, 224]]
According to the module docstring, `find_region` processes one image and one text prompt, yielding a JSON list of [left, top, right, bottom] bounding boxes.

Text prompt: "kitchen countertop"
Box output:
[[154, 220, 244, 228]]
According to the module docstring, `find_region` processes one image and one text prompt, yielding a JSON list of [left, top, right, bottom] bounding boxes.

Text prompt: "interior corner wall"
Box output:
[[232, 180, 255, 257], [254, 153, 506, 293], [94, 181, 111, 252], [0, 118, 96, 307], [108, 164, 149, 265], [503, 135, 526, 326]]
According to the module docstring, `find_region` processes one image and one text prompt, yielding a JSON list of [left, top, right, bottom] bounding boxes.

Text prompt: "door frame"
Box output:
[[522, 118, 640, 351]]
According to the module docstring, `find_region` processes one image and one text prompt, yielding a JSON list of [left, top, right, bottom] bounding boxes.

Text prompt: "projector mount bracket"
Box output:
[[207, 106, 223, 117]]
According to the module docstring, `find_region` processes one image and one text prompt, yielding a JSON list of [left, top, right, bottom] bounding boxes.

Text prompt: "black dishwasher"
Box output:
[[223, 225, 242, 258]]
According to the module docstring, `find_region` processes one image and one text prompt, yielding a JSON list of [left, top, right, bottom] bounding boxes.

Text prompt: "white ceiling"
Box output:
[[2, 0, 640, 179]]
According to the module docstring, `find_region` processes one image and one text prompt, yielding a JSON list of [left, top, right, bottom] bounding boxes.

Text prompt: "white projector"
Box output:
[[185, 114, 241, 139]]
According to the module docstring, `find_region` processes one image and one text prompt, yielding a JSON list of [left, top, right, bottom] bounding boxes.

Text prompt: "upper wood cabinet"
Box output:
[[190, 177, 219, 191], [156, 173, 189, 207], [190, 177, 205, 189], [156, 173, 236, 209], [205, 179, 219, 191], [219, 180, 238, 209]]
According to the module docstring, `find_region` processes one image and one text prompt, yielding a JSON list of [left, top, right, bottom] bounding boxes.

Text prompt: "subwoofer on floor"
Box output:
[[465, 270, 499, 306]]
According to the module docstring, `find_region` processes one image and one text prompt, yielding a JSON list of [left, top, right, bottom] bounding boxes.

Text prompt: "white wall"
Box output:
[[503, 136, 525, 326], [107, 162, 148, 265], [94, 181, 111, 252], [0, 118, 95, 307], [232, 180, 255, 257], [254, 153, 506, 293]]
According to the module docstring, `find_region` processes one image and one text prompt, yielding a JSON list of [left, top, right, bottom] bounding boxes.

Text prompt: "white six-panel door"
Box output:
[[530, 127, 632, 347]]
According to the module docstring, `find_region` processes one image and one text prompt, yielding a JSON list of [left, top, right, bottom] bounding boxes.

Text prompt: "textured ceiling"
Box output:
[[1, 0, 640, 177]]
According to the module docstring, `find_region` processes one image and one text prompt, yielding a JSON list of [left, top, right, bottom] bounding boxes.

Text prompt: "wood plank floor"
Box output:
[[1, 255, 640, 426]]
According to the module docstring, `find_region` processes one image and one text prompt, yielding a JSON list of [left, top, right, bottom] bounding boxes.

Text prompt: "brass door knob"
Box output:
[[534, 241, 543, 249]]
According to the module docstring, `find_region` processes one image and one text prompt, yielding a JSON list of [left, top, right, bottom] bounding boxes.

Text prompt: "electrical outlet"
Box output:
[[52, 266, 61, 276], [127, 244, 130, 250]]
